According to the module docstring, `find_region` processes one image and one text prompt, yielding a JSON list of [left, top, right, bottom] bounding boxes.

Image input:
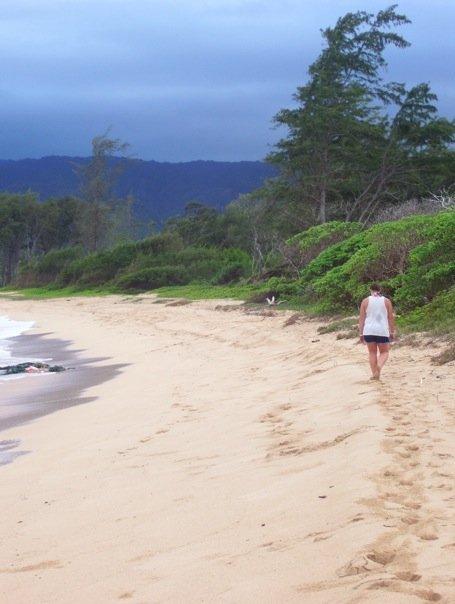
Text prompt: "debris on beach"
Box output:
[[0, 362, 66, 375], [266, 295, 287, 306]]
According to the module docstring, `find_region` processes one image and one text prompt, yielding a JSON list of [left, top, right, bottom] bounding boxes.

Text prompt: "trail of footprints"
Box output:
[[342, 368, 455, 602]]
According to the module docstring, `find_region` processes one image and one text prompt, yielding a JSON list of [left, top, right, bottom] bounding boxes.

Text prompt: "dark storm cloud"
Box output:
[[1, 0, 454, 160]]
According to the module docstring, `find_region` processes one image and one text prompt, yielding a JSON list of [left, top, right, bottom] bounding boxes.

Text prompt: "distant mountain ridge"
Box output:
[[0, 156, 276, 223]]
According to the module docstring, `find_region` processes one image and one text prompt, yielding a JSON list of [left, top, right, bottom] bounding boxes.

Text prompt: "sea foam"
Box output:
[[0, 316, 35, 379]]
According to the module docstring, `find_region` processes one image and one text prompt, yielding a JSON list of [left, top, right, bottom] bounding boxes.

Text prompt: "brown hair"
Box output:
[[370, 283, 381, 293]]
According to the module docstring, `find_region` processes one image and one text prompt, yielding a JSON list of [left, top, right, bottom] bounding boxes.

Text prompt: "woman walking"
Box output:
[[359, 284, 396, 380]]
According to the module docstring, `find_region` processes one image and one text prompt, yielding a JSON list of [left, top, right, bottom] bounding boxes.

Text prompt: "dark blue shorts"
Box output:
[[364, 335, 390, 344]]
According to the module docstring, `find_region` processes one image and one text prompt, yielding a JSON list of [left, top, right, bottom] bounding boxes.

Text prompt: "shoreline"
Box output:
[[1, 330, 123, 434], [0, 295, 453, 603]]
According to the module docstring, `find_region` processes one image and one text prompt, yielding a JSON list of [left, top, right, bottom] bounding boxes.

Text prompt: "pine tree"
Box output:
[[268, 5, 455, 224]]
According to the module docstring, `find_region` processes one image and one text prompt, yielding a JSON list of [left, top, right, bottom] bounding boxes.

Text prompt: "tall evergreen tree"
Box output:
[[268, 5, 455, 224]]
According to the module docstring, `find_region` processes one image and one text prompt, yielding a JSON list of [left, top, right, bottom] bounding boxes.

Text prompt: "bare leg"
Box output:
[[367, 342, 379, 379], [377, 343, 390, 378]]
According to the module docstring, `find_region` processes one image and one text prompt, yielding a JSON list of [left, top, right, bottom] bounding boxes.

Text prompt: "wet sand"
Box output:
[[1, 331, 123, 433], [0, 294, 453, 603]]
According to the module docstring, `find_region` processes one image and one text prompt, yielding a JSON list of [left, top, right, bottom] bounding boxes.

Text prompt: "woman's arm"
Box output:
[[359, 299, 367, 342], [385, 298, 396, 339]]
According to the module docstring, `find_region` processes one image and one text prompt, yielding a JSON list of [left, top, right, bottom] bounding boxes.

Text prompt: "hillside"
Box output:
[[0, 156, 276, 223]]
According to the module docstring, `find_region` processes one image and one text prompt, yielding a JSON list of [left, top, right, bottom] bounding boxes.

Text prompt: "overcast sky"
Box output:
[[1, 0, 453, 161]]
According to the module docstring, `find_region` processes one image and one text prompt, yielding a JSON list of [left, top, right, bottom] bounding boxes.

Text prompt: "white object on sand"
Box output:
[[266, 296, 287, 306]]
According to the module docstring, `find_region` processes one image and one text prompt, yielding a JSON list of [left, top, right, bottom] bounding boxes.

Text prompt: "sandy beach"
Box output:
[[0, 295, 453, 603]]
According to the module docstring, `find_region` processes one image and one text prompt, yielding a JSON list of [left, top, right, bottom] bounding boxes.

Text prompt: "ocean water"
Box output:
[[0, 316, 35, 379]]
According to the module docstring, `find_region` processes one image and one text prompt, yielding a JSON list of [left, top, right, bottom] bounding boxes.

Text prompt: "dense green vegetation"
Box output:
[[12, 211, 454, 329], [270, 212, 455, 315], [1, 6, 454, 356], [17, 232, 251, 291]]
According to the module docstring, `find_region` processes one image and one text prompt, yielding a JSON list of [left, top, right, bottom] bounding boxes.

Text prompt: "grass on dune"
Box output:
[[0, 285, 114, 299], [0, 283, 264, 302], [397, 287, 455, 335]]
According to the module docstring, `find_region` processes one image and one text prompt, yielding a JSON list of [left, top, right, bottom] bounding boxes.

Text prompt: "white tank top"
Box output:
[[363, 295, 390, 337]]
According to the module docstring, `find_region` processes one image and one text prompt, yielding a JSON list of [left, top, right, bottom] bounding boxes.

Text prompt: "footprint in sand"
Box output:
[[395, 571, 422, 582], [427, 461, 441, 468], [0, 560, 62, 573], [401, 515, 419, 525], [260, 540, 294, 551], [434, 471, 453, 478], [399, 476, 415, 487], [398, 450, 412, 459], [417, 525, 439, 541], [339, 554, 383, 575], [434, 482, 453, 491], [304, 530, 333, 543], [366, 550, 396, 566], [367, 582, 442, 602], [404, 501, 421, 510], [340, 548, 398, 577], [415, 588, 443, 601], [408, 461, 420, 468]]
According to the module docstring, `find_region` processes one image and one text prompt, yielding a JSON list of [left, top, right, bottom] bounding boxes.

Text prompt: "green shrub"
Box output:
[[59, 256, 86, 285], [394, 211, 455, 310], [37, 247, 83, 277], [212, 262, 247, 284], [210, 248, 251, 284], [122, 245, 251, 284], [306, 214, 438, 310], [288, 221, 363, 264], [115, 265, 186, 291], [301, 233, 367, 283], [399, 287, 455, 333], [61, 242, 138, 286], [136, 232, 184, 256], [17, 246, 84, 286], [310, 265, 354, 310], [127, 251, 176, 272], [265, 276, 303, 298], [348, 215, 432, 284]]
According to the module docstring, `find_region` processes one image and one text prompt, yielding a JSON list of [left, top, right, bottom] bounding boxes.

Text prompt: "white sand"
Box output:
[[0, 295, 453, 603]]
